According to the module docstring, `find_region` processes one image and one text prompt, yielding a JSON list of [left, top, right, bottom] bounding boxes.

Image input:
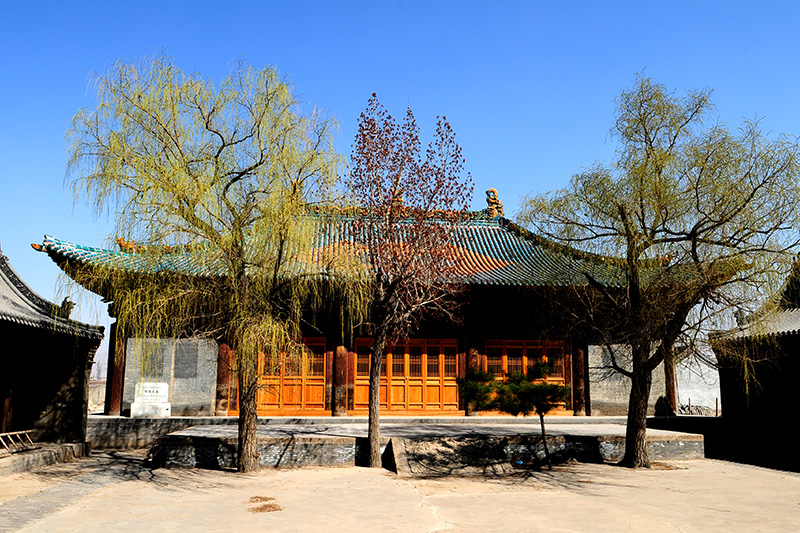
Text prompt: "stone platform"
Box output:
[[87, 414, 631, 449], [146, 420, 704, 474]]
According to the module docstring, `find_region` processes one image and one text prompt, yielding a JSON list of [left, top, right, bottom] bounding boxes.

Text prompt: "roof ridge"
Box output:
[[304, 204, 496, 221], [497, 218, 629, 266]]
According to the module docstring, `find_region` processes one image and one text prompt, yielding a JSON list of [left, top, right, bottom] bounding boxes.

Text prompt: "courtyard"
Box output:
[[2, 451, 798, 532]]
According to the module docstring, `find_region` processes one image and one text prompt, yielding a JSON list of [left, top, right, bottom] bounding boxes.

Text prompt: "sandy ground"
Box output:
[[2, 451, 799, 532]]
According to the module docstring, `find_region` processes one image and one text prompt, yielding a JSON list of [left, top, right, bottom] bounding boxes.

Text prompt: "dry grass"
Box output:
[[249, 496, 277, 503], [248, 495, 282, 513], [249, 503, 282, 513]]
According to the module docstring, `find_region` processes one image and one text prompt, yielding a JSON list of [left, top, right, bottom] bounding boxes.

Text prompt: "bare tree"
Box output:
[[345, 94, 473, 467], [520, 76, 800, 467]]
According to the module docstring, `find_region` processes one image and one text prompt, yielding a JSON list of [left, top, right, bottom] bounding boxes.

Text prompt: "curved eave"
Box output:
[[0, 249, 104, 341], [0, 310, 104, 340], [715, 308, 800, 342]]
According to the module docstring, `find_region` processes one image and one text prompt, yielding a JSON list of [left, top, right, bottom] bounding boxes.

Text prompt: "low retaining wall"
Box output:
[[87, 416, 238, 449], [389, 434, 704, 476], [149, 433, 362, 469], [147, 428, 703, 472], [0, 443, 87, 477]]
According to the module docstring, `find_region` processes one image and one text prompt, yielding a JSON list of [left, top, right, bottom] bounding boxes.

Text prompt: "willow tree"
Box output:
[[520, 76, 800, 468], [345, 95, 473, 467], [67, 56, 345, 472]]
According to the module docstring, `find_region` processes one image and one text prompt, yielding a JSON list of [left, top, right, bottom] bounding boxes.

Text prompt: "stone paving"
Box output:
[[2, 451, 800, 532], [0, 452, 147, 532]]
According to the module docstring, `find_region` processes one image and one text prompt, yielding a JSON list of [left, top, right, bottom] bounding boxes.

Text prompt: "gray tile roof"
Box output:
[[720, 308, 800, 340], [0, 247, 104, 339]]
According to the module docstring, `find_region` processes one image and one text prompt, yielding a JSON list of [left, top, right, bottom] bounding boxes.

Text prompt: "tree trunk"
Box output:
[[664, 347, 677, 412], [620, 365, 653, 468], [368, 332, 387, 467], [539, 412, 552, 470], [231, 257, 261, 473], [237, 369, 260, 472]]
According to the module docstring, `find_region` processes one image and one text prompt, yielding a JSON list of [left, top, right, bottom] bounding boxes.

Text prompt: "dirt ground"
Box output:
[[2, 451, 799, 532]]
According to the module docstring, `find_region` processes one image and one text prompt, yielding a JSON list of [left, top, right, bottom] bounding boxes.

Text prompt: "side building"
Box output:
[[0, 244, 104, 441], [709, 265, 800, 470], [34, 204, 626, 418], [711, 264, 800, 421]]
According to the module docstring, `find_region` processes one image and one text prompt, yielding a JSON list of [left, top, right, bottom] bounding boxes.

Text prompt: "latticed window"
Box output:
[[391, 347, 405, 377], [546, 345, 564, 377], [443, 345, 458, 377], [355, 338, 459, 379], [408, 345, 422, 378], [484, 340, 566, 379], [262, 352, 280, 376], [526, 344, 544, 375], [426, 344, 440, 377], [305, 343, 325, 377], [486, 346, 503, 375], [507, 345, 524, 375], [284, 352, 302, 376], [356, 343, 371, 377]]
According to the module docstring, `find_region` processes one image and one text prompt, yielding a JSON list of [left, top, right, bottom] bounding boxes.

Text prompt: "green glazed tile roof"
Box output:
[[36, 215, 626, 288]]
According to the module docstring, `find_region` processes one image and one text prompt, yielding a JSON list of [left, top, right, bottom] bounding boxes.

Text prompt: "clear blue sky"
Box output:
[[3, 1, 800, 368]]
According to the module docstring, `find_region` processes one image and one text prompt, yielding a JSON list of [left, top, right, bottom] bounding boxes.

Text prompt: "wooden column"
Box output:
[[332, 346, 348, 416], [572, 341, 587, 416], [215, 343, 232, 416], [1, 390, 11, 433], [103, 321, 125, 416], [346, 349, 355, 411], [583, 342, 592, 416], [466, 346, 481, 373], [324, 346, 334, 412]]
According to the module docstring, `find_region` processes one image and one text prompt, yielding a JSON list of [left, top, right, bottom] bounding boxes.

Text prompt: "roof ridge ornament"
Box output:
[[486, 188, 504, 218]]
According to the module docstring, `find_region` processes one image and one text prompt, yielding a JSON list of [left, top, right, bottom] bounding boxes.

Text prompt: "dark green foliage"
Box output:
[[527, 362, 550, 380], [491, 365, 570, 470], [458, 363, 570, 418], [493, 371, 570, 418], [457, 368, 495, 412]]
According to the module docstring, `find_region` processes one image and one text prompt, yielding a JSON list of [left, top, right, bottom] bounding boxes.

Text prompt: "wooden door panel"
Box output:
[[408, 382, 424, 408], [426, 384, 441, 405], [354, 382, 369, 407], [282, 384, 302, 407], [258, 385, 280, 408], [390, 384, 406, 406], [305, 383, 325, 407], [347, 338, 463, 414], [443, 382, 459, 407], [380, 382, 388, 406]]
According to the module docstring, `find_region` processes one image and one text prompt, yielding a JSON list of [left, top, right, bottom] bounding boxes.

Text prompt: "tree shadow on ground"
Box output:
[[27, 450, 154, 483], [402, 436, 515, 478]]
